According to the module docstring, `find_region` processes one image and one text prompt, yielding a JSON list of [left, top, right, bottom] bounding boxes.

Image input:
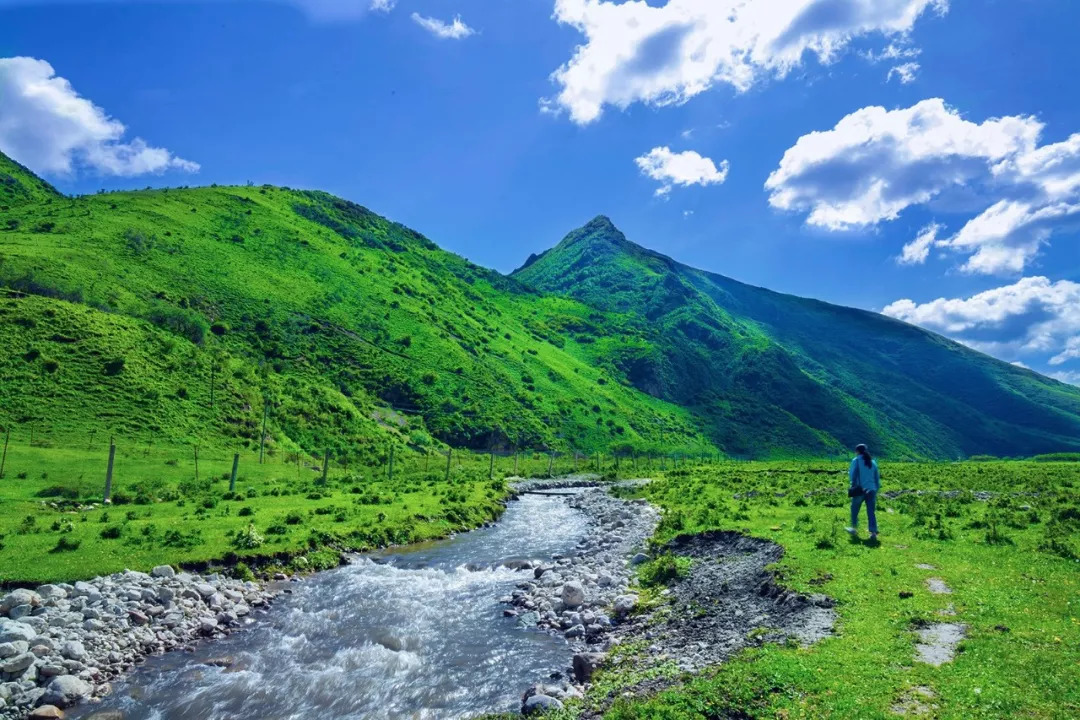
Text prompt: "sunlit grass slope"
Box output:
[[513, 217, 1080, 459]]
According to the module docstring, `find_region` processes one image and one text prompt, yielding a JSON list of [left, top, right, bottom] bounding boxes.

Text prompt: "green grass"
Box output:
[[571, 460, 1080, 719], [0, 434, 609, 584], [0, 156, 710, 462]]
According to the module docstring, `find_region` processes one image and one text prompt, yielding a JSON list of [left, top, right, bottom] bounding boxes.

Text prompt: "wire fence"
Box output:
[[0, 423, 733, 506]]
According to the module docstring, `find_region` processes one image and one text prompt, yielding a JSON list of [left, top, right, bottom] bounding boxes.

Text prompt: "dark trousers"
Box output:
[[851, 491, 878, 533]]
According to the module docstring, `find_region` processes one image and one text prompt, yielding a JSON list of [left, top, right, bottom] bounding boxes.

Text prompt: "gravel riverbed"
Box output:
[[0, 568, 277, 719]]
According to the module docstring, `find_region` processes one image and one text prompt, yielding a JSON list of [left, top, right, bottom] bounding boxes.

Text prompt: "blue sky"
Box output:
[[2, 0, 1079, 383]]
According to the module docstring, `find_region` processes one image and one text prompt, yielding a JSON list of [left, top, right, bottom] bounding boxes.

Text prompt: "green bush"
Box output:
[[639, 553, 692, 587]]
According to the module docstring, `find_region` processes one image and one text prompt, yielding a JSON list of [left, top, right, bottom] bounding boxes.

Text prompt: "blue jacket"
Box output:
[[849, 457, 880, 492]]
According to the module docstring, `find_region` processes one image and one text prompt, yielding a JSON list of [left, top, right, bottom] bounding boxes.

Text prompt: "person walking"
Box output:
[[847, 443, 880, 539]]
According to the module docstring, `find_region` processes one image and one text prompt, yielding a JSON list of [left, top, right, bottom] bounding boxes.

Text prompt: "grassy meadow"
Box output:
[[0, 434, 590, 584], [548, 460, 1080, 720]]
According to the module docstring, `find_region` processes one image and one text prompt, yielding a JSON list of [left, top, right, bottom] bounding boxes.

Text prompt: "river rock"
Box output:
[[613, 594, 638, 617], [523, 694, 564, 715], [41, 675, 93, 708], [1, 590, 41, 615], [151, 565, 175, 579], [561, 581, 585, 608], [59, 641, 85, 662], [572, 652, 606, 683], [0, 620, 36, 643], [1, 652, 36, 674], [28, 706, 64, 719]]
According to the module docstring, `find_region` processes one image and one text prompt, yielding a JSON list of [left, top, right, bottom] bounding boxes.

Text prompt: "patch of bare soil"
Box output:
[[582, 531, 835, 715]]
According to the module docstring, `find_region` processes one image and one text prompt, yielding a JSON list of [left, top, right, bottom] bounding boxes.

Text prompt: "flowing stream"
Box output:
[[70, 492, 590, 720]]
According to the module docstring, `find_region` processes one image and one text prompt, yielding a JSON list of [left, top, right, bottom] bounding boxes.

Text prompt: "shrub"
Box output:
[[233, 562, 255, 581], [639, 553, 691, 587], [103, 357, 125, 376], [284, 511, 303, 525], [50, 536, 81, 553], [100, 525, 122, 540], [233, 523, 264, 550], [144, 301, 209, 345], [238, 507, 254, 517]]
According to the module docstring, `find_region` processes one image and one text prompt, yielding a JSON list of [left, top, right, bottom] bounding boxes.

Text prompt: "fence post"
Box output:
[[229, 453, 239, 493], [445, 449, 452, 482], [0, 426, 9, 479], [259, 401, 268, 464], [194, 445, 200, 481], [321, 449, 329, 485], [103, 441, 116, 503], [388, 445, 395, 482]]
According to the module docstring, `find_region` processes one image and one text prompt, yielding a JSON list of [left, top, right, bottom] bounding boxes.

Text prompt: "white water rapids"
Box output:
[[70, 492, 590, 720]]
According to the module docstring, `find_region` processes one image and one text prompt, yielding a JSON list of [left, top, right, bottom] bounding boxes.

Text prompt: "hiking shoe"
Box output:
[[845, 527, 857, 534]]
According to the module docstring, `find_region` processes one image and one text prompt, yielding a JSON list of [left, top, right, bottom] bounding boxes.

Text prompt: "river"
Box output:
[[69, 492, 590, 720]]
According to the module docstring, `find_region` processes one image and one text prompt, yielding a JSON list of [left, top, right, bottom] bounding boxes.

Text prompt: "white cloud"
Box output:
[[1050, 336, 1080, 366], [0, 56, 198, 177], [882, 276, 1080, 366], [544, 0, 947, 124], [767, 98, 1080, 274], [369, 0, 395, 12], [635, 146, 729, 196], [887, 61, 920, 83], [897, 222, 941, 265], [1049, 370, 1080, 386], [411, 13, 476, 39]]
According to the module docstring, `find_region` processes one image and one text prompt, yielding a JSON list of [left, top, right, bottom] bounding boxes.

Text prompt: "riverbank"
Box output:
[[583, 461, 1080, 720], [0, 568, 277, 719], [499, 479, 836, 717]]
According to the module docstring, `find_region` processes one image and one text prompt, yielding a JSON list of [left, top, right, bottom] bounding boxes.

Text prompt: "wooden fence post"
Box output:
[[229, 453, 239, 493], [258, 401, 268, 464], [0, 426, 9, 479], [104, 441, 116, 503]]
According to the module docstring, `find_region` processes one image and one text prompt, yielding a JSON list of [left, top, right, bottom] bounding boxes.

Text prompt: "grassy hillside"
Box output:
[[3, 154, 1079, 462], [0, 156, 707, 462], [513, 216, 1080, 459]]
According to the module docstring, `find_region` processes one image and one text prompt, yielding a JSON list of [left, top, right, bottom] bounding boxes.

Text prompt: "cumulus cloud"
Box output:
[[544, 0, 947, 124], [635, 146, 729, 197], [369, 0, 395, 12], [887, 61, 920, 83], [767, 98, 1080, 274], [411, 13, 476, 39], [0, 56, 198, 177], [882, 276, 1080, 366], [897, 222, 942, 265]]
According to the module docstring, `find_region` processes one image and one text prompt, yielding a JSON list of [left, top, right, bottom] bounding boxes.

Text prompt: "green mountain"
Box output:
[[2, 151, 1078, 460], [512, 216, 1080, 459], [0, 153, 707, 462]]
